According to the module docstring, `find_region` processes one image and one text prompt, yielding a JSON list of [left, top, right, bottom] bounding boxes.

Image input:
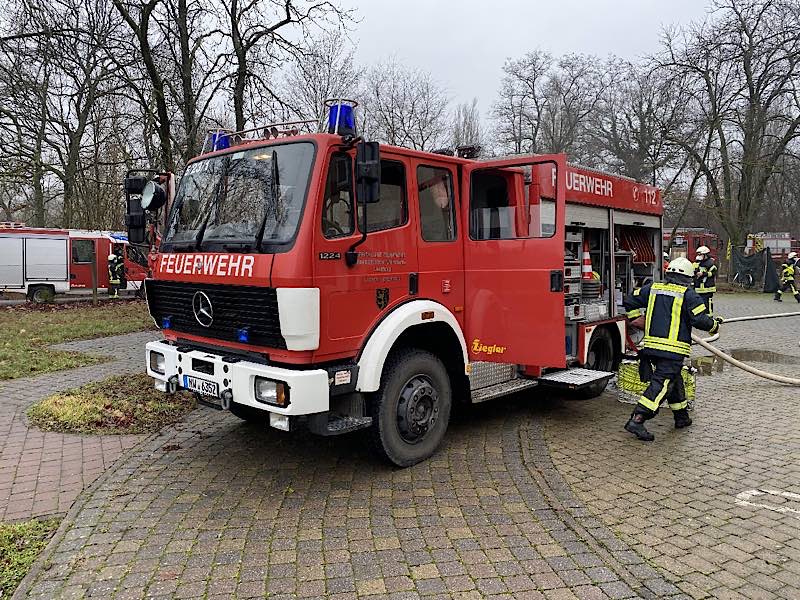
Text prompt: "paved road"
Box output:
[[0, 332, 154, 522], [14, 293, 800, 599]]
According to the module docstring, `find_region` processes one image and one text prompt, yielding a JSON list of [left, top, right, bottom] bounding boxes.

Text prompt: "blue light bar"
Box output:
[[327, 103, 355, 136], [162, 316, 172, 329], [237, 328, 249, 343]]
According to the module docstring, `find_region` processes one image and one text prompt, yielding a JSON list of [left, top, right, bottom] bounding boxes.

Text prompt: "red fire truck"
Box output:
[[128, 108, 662, 466], [0, 225, 148, 301]]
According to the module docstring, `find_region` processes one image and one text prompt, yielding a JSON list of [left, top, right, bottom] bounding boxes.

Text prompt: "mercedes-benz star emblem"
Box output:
[[192, 291, 213, 327]]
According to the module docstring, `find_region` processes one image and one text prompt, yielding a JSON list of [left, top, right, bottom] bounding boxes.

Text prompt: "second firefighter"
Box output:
[[623, 257, 722, 441]]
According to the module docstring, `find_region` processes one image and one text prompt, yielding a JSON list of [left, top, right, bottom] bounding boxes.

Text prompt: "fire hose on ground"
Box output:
[[692, 311, 800, 386]]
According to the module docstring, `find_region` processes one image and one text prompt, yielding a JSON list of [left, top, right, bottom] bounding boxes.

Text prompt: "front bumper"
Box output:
[[145, 340, 329, 416]]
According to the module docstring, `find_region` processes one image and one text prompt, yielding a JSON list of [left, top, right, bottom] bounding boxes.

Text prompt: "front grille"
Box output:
[[146, 280, 286, 349]]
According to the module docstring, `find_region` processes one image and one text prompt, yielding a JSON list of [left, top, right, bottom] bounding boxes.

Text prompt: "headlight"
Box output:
[[149, 351, 166, 374], [254, 377, 289, 407]]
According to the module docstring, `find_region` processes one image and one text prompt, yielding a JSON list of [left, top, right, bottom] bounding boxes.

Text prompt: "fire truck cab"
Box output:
[[132, 116, 662, 466]]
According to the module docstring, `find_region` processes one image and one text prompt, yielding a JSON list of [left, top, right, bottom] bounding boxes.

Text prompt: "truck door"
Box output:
[[69, 238, 95, 288], [314, 150, 419, 359], [411, 160, 464, 326], [462, 154, 566, 368]]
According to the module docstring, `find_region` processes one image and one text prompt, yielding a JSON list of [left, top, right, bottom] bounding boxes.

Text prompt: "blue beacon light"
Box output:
[[162, 316, 172, 329], [327, 103, 355, 136], [237, 328, 250, 343]]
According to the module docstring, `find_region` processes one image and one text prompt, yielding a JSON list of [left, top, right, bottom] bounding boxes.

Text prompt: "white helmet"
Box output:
[[667, 257, 694, 278], [789, 251, 798, 260], [696, 245, 710, 255], [663, 252, 669, 260], [108, 254, 117, 261]]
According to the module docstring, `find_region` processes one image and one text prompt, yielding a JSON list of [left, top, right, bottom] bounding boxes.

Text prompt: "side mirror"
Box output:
[[356, 141, 380, 204]]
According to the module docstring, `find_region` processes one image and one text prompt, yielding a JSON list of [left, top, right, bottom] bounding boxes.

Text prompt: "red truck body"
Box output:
[[140, 131, 663, 465]]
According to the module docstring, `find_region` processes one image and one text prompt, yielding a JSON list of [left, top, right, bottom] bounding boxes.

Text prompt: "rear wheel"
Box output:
[[369, 349, 452, 467], [574, 328, 615, 399], [28, 285, 55, 304]]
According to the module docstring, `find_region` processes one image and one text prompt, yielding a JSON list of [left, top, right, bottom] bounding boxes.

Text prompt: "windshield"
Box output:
[[162, 141, 315, 251]]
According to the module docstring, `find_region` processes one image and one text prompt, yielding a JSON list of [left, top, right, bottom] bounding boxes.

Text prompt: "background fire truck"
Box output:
[[0, 225, 148, 302], [127, 106, 663, 466]]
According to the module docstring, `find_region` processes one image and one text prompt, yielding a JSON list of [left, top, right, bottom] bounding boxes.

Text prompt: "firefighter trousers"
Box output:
[[635, 357, 687, 418], [774, 281, 800, 302], [697, 293, 714, 316], [109, 279, 120, 299]]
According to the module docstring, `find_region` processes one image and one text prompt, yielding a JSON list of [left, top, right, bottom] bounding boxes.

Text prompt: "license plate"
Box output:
[[183, 375, 219, 397]]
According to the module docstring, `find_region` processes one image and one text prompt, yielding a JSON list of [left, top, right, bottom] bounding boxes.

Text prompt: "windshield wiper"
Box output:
[[256, 150, 280, 252]]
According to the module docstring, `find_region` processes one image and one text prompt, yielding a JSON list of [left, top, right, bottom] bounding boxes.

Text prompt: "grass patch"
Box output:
[[27, 373, 195, 435], [0, 300, 154, 380], [0, 518, 59, 597]]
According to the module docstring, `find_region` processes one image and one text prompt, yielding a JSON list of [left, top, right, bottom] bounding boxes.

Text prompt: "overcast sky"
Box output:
[[339, 0, 713, 117]]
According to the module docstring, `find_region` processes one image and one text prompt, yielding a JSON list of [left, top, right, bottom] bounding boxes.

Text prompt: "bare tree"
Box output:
[[222, 0, 350, 132], [491, 51, 608, 161], [660, 0, 800, 246], [282, 28, 360, 125], [362, 59, 450, 151], [451, 98, 483, 149]]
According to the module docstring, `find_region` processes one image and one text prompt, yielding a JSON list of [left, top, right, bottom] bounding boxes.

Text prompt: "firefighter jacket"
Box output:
[[108, 258, 123, 284], [780, 260, 796, 284], [694, 257, 717, 293], [624, 281, 719, 359]]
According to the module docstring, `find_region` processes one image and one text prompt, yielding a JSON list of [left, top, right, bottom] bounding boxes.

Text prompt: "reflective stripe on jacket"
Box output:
[[623, 281, 718, 359]]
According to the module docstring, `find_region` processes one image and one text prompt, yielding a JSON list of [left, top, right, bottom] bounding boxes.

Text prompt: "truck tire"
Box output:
[[229, 401, 267, 424], [574, 328, 615, 399], [28, 285, 55, 304], [369, 349, 452, 467]]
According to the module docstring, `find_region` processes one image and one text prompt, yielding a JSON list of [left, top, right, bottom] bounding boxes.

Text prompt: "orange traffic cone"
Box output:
[[581, 240, 593, 280]]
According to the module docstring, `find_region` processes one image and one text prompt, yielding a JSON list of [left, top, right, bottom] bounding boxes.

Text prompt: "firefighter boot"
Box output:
[[624, 412, 654, 441], [774, 293, 782, 302], [673, 408, 692, 429]]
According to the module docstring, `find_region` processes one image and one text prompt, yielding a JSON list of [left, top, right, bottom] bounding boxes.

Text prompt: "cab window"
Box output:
[[71, 239, 94, 263], [417, 165, 456, 242], [358, 160, 408, 233], [322, 153, 354, 239], [470, 166, 556, 240]]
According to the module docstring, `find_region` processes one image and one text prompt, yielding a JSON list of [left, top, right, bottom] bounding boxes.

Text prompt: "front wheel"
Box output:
[[369, 349, 452, 467]]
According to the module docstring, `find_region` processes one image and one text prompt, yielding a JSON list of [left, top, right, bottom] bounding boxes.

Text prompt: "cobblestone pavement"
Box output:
[[0, 332, 155, 521], [16, 294, 800, 599]]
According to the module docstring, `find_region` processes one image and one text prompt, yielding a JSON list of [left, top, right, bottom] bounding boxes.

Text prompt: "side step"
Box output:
[[471, 379, 539, 403], [308, 414, 373, 436], [537, 367, 614, 390]]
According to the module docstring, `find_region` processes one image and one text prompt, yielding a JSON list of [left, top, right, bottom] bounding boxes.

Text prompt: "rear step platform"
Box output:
[[537, 368, 614, 390]]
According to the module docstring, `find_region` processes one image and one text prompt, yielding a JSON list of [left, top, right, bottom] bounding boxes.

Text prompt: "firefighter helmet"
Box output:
[[696, 245, 711, 255], [789, 251, 798, 260], [108, 254, 118, 261], [667, 257, 695, 277]]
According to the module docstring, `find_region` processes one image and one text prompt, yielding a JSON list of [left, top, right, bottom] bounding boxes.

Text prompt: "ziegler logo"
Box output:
[[471, 339, 507, 356]]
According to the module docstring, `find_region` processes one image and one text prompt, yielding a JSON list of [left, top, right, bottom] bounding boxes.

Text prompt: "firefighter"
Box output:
[[693, 245, 717, 315], [663, 252, 670, 273], [622, 257, 721, 441], [108, 253, 122, 299], [774, 251, 800, 303]]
